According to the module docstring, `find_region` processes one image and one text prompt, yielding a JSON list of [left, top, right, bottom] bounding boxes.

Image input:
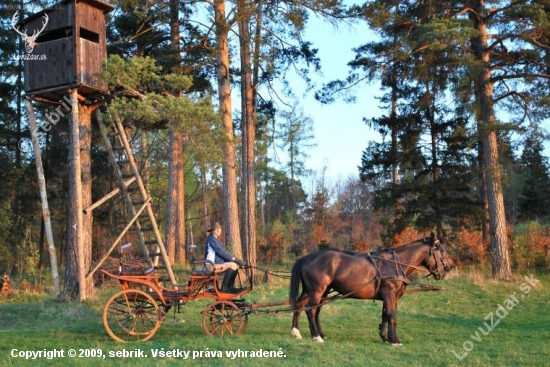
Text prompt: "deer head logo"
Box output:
[[11, 11, 49, 54]]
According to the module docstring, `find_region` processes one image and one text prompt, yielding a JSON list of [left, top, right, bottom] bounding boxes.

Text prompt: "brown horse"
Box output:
[[289, 233, 453, 345]]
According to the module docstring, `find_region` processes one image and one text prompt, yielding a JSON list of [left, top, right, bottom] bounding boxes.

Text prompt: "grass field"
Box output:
[[0, 268, 548, 367]]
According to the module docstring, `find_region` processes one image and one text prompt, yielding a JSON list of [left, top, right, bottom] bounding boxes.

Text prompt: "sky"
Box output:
[[293, 15, 383, 182], [297, 14, 550, 183]]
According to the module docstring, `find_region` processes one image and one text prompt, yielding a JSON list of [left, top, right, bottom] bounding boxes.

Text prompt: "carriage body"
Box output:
[[100, 245, 252, 342]]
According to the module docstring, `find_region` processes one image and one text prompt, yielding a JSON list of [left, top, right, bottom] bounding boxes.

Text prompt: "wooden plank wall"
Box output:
[[77, 2, 106, 37], [24, 38, 76, 92], [79, 38, 106, 89], [23, 3, 74, 34], [76, 2, 107, 90]]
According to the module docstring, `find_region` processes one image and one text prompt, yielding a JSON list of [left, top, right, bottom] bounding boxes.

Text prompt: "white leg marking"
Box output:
[[291, 327, 302, 339], [312, 335, 324, 343]]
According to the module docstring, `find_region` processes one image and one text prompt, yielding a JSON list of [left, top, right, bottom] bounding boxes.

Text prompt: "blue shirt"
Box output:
[[205, 235, 234, 264]]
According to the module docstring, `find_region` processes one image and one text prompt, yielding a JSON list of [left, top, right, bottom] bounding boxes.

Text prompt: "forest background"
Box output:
[[0, 0, 550, 299]]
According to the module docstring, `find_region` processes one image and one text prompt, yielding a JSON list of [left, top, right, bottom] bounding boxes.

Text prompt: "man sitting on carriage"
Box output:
[[204, 222, 244, 293]]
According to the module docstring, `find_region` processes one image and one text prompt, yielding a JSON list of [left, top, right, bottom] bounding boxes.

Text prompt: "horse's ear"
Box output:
[[430, 232, 437, 248]]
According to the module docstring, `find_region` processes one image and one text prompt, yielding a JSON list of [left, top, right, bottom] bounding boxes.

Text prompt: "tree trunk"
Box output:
[[471, 3, 512, 280], [215, 0, 242, 258], [482, 127, 512, 279], [164, 0, 186, 265], [478, 139, 491, 251], [165, 129, 184, 264], [427, 100, 442, 237], [65, 92, 96, 300], [141, 132, 150, 195], [200, 168, 210, 231], [174, 152, 186, 264], [27, 100, 60, 296], [238, 0, 260, 277], [11, 32, 24, 286]]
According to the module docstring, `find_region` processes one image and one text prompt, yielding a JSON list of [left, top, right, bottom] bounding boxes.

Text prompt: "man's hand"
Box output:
[[233, 258, 244, 267]]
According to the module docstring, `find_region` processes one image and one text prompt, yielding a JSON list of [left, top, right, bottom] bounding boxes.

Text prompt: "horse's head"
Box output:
[[423, 233, 454, 280]]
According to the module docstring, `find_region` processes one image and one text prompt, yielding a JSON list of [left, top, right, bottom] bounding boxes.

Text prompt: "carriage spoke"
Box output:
[[202, 301, 248, 336], [103, 289, 162, 342]]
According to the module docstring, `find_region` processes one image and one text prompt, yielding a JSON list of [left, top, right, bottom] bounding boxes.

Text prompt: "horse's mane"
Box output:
[[388, 236, 436, 251], [318, 236, 436, 257], [318, 247, 358, 255]]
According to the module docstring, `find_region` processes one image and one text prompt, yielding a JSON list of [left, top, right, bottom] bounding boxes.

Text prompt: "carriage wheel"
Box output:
[[103, 289, 163, 342], [202, 301, 248, 336]]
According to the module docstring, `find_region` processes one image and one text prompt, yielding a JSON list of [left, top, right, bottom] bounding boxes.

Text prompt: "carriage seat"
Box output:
[[117, 243, 155, 276], [190, 260, 215, 277], [119, 264, 155, 276]]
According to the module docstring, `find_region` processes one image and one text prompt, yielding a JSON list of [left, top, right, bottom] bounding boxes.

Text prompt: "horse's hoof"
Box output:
[[312, 336, 324, 343], [290, 327, 302, 340], [391, 343, 403, 347]]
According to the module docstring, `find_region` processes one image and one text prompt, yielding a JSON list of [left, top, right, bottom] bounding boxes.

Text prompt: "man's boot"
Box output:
[[221, 269, 239, 293]]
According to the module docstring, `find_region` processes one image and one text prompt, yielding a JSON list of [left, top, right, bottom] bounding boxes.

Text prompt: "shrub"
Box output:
[[392, 227, 423, 247], [259, 219, 287, 263], [453, 229, 487, 266], [511, 221, 549, 271]]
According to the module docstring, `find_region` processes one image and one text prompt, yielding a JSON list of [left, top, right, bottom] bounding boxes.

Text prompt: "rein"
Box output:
[[364, 238, 449, 280], [243, 264, 292, 280], [363, 253, 429, 281], [366, 254, 430, 276]]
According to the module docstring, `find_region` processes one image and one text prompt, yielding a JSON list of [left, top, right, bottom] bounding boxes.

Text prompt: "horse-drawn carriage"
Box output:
[[101, 243, 258, 342], [101, 234, 453, 344]]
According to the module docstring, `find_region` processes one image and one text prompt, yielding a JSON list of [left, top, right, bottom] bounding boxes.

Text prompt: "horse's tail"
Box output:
[[289, 255, 308, 307]]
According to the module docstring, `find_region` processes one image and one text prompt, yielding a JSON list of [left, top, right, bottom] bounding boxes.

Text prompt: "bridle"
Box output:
[[428, 239, 452, 278]]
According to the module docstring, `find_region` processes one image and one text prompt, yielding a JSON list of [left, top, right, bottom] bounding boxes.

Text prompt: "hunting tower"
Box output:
[[22, 0, 177, 301], [20, 0, 114, 102]]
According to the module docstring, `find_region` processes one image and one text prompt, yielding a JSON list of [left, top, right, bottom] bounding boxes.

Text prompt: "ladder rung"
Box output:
[[128, 226, 153, 231], [149, 252, 162, 257], [117, 219, 153, 232]]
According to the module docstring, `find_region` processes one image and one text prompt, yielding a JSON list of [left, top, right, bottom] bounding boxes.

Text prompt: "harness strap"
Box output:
[[363, 252, 414, 292], [365, 253, 381, 280], [392, 250, 409, 282], [365, 250, 413, 285]]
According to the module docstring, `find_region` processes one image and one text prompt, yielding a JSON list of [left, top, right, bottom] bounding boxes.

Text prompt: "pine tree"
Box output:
[[518, 128, 550, 220], [322, 0, 550, 279], [276, 106, 316, 215]]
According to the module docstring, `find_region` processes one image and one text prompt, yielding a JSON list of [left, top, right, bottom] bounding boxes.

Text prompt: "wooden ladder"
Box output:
[[94, 110, 176, 286]]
